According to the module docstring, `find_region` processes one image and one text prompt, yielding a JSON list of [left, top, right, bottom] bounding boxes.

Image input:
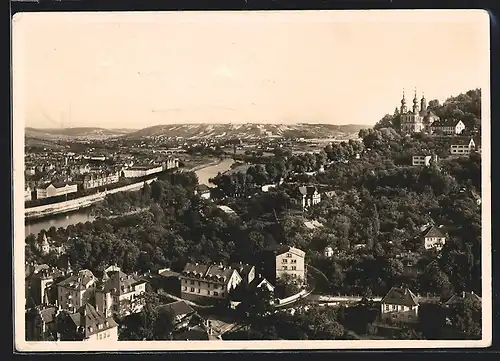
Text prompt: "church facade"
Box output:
[[398, 90, 439, 134]]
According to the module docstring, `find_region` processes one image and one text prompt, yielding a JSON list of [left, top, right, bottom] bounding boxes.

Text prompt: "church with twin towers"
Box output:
[[398, 88, 439, 134]]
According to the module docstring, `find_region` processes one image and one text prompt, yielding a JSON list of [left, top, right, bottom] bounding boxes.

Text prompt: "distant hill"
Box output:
[[25, 127, 137, 140], [121, 123, 368, 140]]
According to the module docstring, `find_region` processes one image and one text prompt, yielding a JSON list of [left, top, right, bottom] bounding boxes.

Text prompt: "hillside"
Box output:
[[121, 123, 368, 140], [25, 127, 136, 140]]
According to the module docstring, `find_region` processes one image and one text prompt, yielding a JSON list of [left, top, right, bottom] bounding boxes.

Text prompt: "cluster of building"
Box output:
[[25, 155, 179, 202], [25, 264, 147, 341], [379, 286, 481, 326]]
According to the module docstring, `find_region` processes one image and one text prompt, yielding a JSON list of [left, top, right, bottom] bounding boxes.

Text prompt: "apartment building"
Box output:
[[122, 165, 163, 178], [179, 263, 243, 303], [81, 171, 120, 190], [450, 137, 478, 156], [56, 269, 97, 313], [94, 266, 147, 318], [430, 119, 466, 135], [59, 303, 118, 342], [36, 182, 78, 199], [261, 245, 306, 286]]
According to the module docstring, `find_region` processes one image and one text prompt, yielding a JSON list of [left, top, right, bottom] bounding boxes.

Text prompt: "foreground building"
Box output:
[[56, 269, 97, 313], [380, 287, 419, 324], [94, 266, 147, 318], [261, 244, 306, 286], [430, 119, 466, 135], [179, 263, 243, 303], [58, 303, 118, 341]]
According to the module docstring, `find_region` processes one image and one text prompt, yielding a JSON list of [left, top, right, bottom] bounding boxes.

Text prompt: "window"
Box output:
[[385, 304, 389, 311], [291, 259, 297, 264], [287, 253, 292, 258], [221, 292, 225, 297], [197, 288, 200, 293], [291, 266, 296, 270], [184, 279, 188, 284], [282, 259, 288, 264], [282, 266, 288, 270], [214, 291, 219, 296], [183, 286, 187, 291], [190, 280, 194, 285], [207, 290, 210, 295], [190, 287, 195, 292]]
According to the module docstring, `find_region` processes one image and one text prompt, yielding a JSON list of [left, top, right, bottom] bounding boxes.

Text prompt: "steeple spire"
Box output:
[[400, 88, 407, 113]]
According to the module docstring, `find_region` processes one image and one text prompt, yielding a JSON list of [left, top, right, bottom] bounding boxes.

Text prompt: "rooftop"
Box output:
[[381, 287, 419, 306]]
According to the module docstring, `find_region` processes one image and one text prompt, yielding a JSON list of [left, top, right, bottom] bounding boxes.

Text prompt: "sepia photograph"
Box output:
[[13, 10, 491, 351]]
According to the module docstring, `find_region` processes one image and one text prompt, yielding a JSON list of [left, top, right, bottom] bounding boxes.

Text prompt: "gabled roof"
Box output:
[[159, 300, 195, 319], [450, 137, 475, 146], [181, 263, 239, 283], [69, 303, 118, 338], [230, 263, 254, 279], [445, 292, 482, 306], [381, 287, 419, 306], [298, 185, 318, 196], [57, 269, 95, 290], [39, 307, 57, 324], [431, 118, 463, 127], [422, 225, 446, 239], [268, 244, 306, 258]]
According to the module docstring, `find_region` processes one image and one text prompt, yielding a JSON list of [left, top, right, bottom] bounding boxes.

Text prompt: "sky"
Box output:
[[13, 10, 490, 129]]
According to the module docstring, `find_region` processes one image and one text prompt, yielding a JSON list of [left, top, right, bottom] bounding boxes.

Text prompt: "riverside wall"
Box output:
[[25, 178, 157, 220]]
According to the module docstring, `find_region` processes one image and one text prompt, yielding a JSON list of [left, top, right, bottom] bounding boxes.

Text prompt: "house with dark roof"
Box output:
[[26, 265, 65, 307], [158, 300, 196, 331], [179, 263, 243, 304], [445, 291, 482, 307], [195, 184, 212, 200], [380, 287, 419, 324], [56, 270, 97, 313], [296, 186, 321, 210], [25, 306, 58, 341], [422, 225, 447, 251], [94, 266, 147, 318], [430, 118, 466, 135], [450, 137, 479, 156], [59, 303, 118, 341], [230, 262, 256, 286]]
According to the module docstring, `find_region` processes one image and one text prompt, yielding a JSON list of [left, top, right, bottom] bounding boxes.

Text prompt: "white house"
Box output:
[[422, 225, 447, 251], [412, 154, 438, 167], [36, 182, 78, 199], [297, 186, 321, 210], [430, 119, 466, 135], [450, 137, 478, 156], [380, 287, 419, 324], [94, 266, 147, 318], [56, 270, 97, 313]]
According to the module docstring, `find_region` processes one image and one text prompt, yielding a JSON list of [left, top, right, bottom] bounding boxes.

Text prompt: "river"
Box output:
[[24, 158, 235, 237]]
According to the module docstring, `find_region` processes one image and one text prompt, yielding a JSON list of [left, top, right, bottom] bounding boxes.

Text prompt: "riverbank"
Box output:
[[25, 178, 157, 221]]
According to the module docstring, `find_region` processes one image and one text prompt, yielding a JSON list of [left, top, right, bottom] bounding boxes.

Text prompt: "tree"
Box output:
[[447, 297, 482, 339]]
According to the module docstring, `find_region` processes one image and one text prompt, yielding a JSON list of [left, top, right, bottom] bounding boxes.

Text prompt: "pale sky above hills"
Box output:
[[13, 10, 489, 129]]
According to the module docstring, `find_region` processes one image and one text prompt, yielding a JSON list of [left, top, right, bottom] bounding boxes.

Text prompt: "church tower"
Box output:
[[420, 92, 427, 112], [412, 88, 420, 114], [400, 89, 407, 113]]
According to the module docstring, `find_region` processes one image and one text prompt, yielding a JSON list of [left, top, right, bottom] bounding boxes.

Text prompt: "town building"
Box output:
[[59, 303, 118, 341], [56, 269, 97, 313], [94, 266, 147, 318], [25, 186, 33, 202], [450, 137, 479, 156], [163, 157, 180, 170], [430, 119, 466, 135], [422, 225, 447, 251], [158, 300, 196, 332], [36, 182, 78, 199], [195, 184, 212, 200], [380, 287, 419, 324], [121, 165, 163, 178], [26, 265, 65, 307], [297, 186, 321, 210], [179, 263, 243, 303], [412, 154, 438, 167], [399, 90, 439, 134], [230, 263, 256, 286], [444, 291, 482, 307], [25, 306, 58, 341], [81, 171, 120, 190], [261, 244, 306, 286]]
